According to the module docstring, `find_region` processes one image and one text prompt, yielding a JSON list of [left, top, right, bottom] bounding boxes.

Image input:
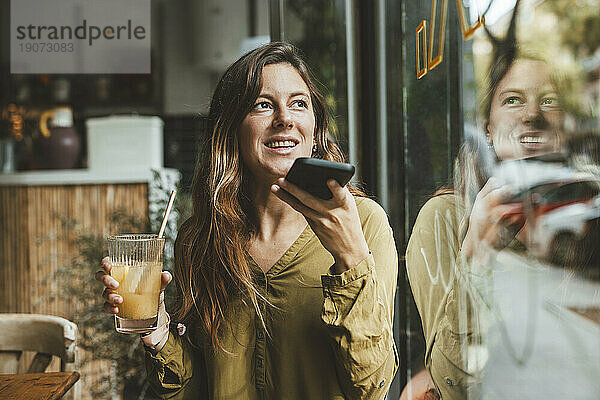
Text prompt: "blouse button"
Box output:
[[446, 378, 454, 386], [378, 380, 385, 388], [257, 331, 264, 340]]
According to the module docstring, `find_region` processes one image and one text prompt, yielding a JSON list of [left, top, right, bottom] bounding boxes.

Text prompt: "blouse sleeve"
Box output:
[[320, 198, 399, 399], [144, 223, 208, 400], [145, 332, 204, 399], [405, 195, 462, 356], [405, 195, 481, 400]]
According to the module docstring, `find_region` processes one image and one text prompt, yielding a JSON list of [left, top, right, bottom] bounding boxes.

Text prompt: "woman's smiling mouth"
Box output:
[[518, 132, 551, 151], [263, 137, 300, 154], [265, 140, 298, 149]]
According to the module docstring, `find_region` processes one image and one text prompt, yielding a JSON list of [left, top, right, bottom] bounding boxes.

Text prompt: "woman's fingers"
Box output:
[[326, 179, 348, 205], [276, 178, 329, 213], [97, 257, 118, 289], [160, 271, 172, 292], [103, 301, 119, 315], [102, 288, 122, 305], [492, 202, 524, 222], [98, 257, 119, 315], [271, 184, 320, 220], [485, 186, 516, 208], [475, 179, 514, 213], [101, 256, 112, 272], [94, 269, 119, 289], [478, 177, 501, 198]]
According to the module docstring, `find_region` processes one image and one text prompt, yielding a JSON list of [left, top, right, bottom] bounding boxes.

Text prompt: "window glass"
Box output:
[[397, 1, 600, 398], [282, 0, 349, 154]]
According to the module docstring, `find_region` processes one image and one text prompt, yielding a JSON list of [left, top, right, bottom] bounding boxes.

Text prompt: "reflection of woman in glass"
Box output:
[[460, 57, 564, 259], [404, 8, 567, 400], [96, 42, 399, 399]]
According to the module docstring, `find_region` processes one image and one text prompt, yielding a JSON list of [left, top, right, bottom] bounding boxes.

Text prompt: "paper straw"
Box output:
[[158, 190, 177, 239]]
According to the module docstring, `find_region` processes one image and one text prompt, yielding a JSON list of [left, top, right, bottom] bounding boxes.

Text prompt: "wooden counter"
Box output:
[[0, 182, 149, 315]]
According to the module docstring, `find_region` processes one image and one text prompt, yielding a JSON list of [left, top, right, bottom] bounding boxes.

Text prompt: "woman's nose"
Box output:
[[523, 101, 545, 125], [273, 108, 294, 129]]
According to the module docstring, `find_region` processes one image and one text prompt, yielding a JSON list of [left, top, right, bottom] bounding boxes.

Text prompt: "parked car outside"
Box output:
[[492, 159, 600, 264]]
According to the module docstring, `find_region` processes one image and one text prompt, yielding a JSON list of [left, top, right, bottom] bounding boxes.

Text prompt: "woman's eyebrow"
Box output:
[[289, 91, 310, 98], [499, 84, 555, 97], [256, 91, 310, 100], [498, 88, 525, 96], [255, 93, 274, 100]]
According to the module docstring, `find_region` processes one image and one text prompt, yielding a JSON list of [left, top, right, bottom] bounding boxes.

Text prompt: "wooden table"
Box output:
[[0, 371, 79, 400]]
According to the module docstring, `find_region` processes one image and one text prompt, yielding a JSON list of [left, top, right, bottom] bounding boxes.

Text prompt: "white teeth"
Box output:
[[266, 140, 296, 148], [520, 136, 547, 144]]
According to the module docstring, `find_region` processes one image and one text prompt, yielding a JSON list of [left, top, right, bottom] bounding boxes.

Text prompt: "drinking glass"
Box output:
[[108, 234, 165, 334]]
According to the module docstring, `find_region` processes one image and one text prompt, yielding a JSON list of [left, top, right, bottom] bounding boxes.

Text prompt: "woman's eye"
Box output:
[[254, 101, 272, 110], [293, 99, 308, 108], [541, 97, 559, 107], [503, 96, 522, 106]]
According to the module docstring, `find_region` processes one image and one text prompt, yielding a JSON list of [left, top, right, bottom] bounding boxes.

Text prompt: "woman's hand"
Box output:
[[462, 178, 526, 259], [400, 369, 440, 400], [272, 178, 370, 274], [95, 257, 172, 316]]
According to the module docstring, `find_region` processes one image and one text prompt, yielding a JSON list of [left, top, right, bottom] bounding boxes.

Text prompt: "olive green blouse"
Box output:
[[145, 197, 399, 399], [405, 194, 483, 400], [406, 192, 600, 400]]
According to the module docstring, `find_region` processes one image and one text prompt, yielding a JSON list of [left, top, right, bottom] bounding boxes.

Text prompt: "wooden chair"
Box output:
[[0, 313, 77, 374]]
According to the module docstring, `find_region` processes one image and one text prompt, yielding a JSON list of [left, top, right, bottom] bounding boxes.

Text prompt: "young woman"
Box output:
[[96, 42, 398, 399]]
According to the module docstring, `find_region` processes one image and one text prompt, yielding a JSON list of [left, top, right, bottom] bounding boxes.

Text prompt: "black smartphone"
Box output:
[[285, 158, 355, 200]]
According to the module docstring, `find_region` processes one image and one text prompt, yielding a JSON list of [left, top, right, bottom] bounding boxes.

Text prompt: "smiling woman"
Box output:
[[95, 41, 399, 400], [484, 58, 564, 161], [238, 63, 316, 182]]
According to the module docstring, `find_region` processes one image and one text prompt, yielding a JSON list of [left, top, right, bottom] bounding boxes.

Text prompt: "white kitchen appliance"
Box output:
[[86, 115, 163, 171]]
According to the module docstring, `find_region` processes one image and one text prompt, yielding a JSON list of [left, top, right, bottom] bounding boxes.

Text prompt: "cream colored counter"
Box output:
[[0, 167, 179, 186]]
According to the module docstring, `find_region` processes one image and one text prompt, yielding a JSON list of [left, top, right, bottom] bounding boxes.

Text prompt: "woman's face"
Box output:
[[487, 59, 565, 160], [239, 62, 316, 182]]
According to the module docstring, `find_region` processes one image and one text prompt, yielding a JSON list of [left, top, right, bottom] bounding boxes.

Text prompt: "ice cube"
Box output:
[[123, 266, 144, 293]]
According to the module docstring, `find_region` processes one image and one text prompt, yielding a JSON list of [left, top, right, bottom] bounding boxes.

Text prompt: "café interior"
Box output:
[[1, 0, 599, 399]]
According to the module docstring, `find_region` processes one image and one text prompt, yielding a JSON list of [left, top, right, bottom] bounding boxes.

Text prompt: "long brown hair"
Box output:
[[172, 42, 357, 351]]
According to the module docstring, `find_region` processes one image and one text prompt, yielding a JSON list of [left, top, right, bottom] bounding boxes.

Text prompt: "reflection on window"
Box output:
[[403, 1, 600, 399], [283, 0, 349, 154]]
